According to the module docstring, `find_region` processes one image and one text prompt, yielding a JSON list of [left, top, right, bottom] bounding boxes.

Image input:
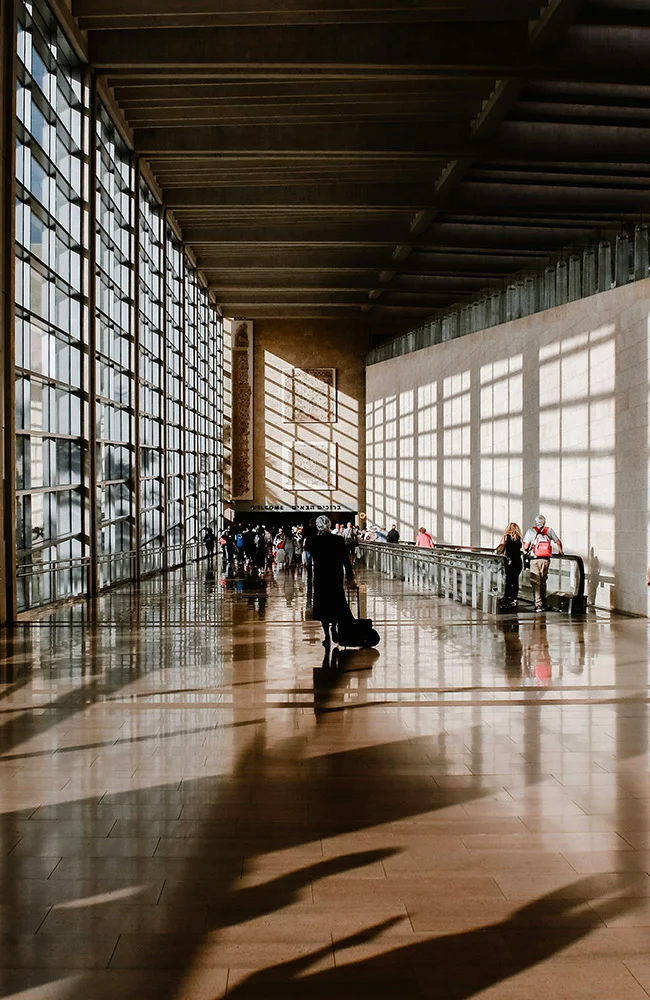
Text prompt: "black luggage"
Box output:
[[335, 586, 380, 649]]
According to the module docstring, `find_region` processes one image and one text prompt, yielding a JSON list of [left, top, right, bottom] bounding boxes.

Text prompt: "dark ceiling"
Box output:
[[73, 0, 650, 338]]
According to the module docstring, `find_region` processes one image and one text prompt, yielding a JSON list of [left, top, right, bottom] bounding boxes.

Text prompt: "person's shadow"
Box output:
[[313, 647, 379, 718], [226, 877, 638, 998], [588, 546, 601, 606]]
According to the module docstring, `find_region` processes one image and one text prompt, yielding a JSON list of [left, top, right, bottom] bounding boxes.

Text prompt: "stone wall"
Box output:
[[226, 319, 368, 517], [366, 277, 650, 615]]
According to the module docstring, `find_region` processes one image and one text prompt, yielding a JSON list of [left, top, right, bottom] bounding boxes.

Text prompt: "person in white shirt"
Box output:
[[523, 515, 563, 612]]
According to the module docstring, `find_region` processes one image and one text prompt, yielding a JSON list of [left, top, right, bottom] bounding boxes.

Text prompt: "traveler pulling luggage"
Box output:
[[334, 585, 381, 649]]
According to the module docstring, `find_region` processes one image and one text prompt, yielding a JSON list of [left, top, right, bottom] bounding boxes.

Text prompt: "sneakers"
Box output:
[[534, 605, 545, 613]]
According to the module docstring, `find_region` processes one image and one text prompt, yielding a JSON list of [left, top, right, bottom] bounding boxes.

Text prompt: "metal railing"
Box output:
[[359, 541, 505, 612], [368, 225, 650, 365], [16, 556, 91, 611], [359, 542, 587, 614]]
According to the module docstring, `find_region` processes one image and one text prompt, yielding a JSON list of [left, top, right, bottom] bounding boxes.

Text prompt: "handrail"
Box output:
[[359, 541, 587, 614], [359, 541, 505, 613]]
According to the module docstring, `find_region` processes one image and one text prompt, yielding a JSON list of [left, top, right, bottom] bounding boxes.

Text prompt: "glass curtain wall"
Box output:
[[184, 261, 200, 558], [202, 294, 223, 534], [95, 104, 135, 589], [138, 181, 165, 575], [15, 0, 87, 612], [164, 228, 185, 568], [12, 0, 223, 614]]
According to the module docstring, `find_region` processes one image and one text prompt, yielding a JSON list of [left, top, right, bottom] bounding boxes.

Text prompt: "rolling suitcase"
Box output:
[[335, 586, 380, 649]]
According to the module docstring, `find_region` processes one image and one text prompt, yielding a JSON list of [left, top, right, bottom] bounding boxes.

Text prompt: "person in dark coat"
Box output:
[[202, 526, 216, 562], [497, 521, 523, 609], [310, 515, 355, 649]]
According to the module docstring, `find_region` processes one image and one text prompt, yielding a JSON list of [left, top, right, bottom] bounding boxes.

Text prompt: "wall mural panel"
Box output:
[[231, 321, 254, 500], [285, 367, 337, 423]]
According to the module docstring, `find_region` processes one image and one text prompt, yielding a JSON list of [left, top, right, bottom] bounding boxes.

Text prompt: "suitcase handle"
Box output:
[[346, 582, 361, 619]]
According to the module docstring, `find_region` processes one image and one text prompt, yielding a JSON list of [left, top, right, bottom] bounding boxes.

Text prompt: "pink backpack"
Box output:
[[532, 527, 552, 558]]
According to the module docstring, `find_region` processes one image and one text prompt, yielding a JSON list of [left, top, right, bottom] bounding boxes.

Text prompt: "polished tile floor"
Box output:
[[1, 563, 650, 997]]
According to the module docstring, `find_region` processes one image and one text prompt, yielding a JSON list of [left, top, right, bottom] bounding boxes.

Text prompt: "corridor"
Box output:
[[0, 567, 649, 998]]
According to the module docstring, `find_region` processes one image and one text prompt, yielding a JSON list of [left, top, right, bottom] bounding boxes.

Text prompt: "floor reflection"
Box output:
[[0, 565, 648, 998]]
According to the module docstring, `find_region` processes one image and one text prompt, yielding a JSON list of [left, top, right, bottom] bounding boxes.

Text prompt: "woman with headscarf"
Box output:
[[310, 515, 356, 649]]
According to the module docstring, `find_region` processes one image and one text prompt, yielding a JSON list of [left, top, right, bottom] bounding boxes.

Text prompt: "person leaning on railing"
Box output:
[[522, 515, 563, 613]]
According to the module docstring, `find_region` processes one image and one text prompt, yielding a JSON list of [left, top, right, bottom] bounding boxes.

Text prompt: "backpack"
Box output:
[[532, 527, 552, 558]]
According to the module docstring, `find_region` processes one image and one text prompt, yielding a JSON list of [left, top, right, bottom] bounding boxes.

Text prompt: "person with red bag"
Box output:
[[523, 514, 564, 613]]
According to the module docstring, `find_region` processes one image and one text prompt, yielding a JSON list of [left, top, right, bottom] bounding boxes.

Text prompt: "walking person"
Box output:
[[254, 526, 267, 571], [220, 527, 236, 573], [342, 521, 358, 566], [310, 515, 355, 650], [274, 528, 287, 570], [386, 524, 400, 544], [523, 514, 564, 612], [283, 525, 296, 567], [416, 526, 434, 548], [497, 522, 523, 610], [202, 526, 216, 564], [302, 518, 317, 590], [242, 525, 257, 570]]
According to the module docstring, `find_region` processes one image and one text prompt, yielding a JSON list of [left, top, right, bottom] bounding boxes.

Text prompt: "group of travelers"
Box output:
[[362, 524, 435, 547], [208, 510, 564, 625], [498, 514, 563, 612], [214, 519, 362, 578]]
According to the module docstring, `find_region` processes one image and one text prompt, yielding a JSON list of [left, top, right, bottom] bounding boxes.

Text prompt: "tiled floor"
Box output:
[[1, 563, 650, 997]]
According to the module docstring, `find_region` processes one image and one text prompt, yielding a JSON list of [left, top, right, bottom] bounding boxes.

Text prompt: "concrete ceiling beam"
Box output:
[[134, 122, 473, 156], [88, 21, 529, 73], [164, 184, 439, 209], [76, 0, 538, 28], [180, 221, 413, 244]]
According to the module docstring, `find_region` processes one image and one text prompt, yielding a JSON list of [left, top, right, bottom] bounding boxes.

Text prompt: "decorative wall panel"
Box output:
[[231, 321, 254, 500], [285, 367, 337, 423]]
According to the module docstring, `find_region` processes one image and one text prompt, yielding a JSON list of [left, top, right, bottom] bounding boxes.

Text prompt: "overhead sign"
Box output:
[[234, 502, 350, 513]]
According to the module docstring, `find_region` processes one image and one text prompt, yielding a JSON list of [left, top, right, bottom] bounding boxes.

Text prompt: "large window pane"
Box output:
[[96, 103, 135, 588], [15, 0, 87, 611], [165, 229, 185, 566], [139, 181, 165, 574]]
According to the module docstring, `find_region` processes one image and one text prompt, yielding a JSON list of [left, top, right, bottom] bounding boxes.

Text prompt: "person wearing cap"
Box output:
[[523, 515, 564, 612], [310, 515, 355, 649]]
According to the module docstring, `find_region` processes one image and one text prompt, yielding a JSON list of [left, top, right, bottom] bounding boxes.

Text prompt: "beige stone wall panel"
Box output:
[[367, 278, 650, 616]]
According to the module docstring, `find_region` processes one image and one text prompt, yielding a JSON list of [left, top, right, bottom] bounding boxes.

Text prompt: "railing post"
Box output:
[[482, 565, 490, 612]]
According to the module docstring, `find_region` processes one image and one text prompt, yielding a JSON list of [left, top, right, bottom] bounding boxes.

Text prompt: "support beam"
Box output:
[[134, 122, 472, 156], [75, 0, 540, 28], [487, 119, 650, 164], [452, 180, 650, 214], [164, 184, 438, 209], [180, 221, 413, 244], [113, 79, 485, 104], [1, 0, 16, 623], [135, 119, 650, 162], [124, 102, 476, 126], [88, 22, 529, 73]]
